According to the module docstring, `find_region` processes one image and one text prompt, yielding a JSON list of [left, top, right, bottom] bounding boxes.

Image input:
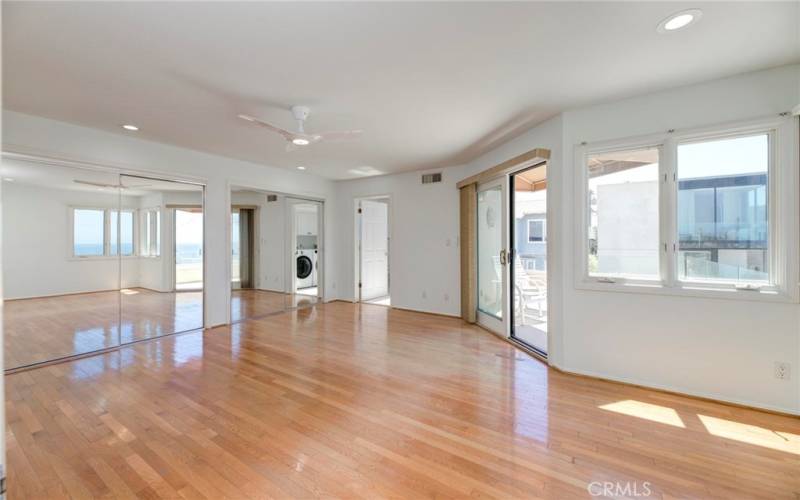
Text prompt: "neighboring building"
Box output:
[[590, 172, 768, 281], [515, 213, 547, 271], [677, 173, 767, 281]]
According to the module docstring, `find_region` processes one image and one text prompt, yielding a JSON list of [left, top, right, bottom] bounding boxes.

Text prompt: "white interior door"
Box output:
[[360, 199, 389, 301]]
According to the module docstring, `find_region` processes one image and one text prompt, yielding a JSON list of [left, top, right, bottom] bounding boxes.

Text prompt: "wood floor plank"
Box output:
[[5, 301, 800, 499]]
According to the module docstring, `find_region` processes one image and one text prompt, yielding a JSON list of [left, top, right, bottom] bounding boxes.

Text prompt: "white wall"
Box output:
[[2, 110, 338, 326], [333, 166, 466, 316], [1, 182, 142, 299], [558, 65, 800, 414], [0, 158, 6, 480], [332, 64, 800, 414]]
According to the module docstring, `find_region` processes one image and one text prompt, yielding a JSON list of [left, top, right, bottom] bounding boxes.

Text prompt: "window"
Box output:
[[528, 219, 545, 242], [110, 210, 135, 256], [579, 116, 795, 298], [141, 209, 160, 257], [677, 134, 768, 283], [73, 208, 105, 256], [71, 207, 138, 258], [586, 146, 660, 279]]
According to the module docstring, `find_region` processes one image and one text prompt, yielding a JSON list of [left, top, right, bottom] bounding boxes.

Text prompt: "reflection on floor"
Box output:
[[231, 289, 286, 321], [231, 289, 319, 323], [5, 302, 798, 498], [296, 286, 318, 297], [121, 289, 203, 344], [365, 295, 391, 306], [3, 288, 202, 369]]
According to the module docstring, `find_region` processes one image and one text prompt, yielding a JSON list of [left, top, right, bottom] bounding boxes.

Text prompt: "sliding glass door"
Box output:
[[474, 165, 548, 358], [476, 178, 508, 335], [509, 164, 548, 357]]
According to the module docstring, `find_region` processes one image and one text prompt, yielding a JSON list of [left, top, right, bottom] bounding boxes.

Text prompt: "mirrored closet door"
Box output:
[[1, 161, 206, 371], [2, 158, 123, 369], [119, 175, 204, 344], [230, 187, 323, 323]]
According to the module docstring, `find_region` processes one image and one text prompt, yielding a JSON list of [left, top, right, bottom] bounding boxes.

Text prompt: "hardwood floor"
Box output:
[[231, 289, 318, 323], [5, 302, 799, 498], [4, 289, 202, 370]]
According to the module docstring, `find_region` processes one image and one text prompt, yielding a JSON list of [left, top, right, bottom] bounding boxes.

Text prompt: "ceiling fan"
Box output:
[[238, 105, 362, 151]]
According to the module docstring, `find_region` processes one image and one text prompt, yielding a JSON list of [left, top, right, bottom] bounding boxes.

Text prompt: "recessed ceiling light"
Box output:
[[3, 178, 14, 182], [657, 9, 702, 33], [292, 138, 310, 146], [297, 166, 307, 171], [122, 124, 139, 131]]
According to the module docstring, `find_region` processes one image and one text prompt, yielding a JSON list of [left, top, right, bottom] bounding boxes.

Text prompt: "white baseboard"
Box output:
[[4, 286, 140, 301], [557, 364, 799, 416]]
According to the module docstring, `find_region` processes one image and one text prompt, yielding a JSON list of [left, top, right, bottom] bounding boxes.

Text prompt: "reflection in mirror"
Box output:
[[289, 199, 322, 308], [230, 188, 286, 321], [230, 188, 321, 322], [1, 159, 123, 369], [119, 175, 203, 344]]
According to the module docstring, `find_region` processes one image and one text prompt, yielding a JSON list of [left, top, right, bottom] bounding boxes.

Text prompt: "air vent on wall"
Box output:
[[266, 194, 278, 202], [421, 172, 442, 184]]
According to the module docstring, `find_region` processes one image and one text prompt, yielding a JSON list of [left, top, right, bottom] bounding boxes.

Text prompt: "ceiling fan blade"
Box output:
[[285, 142, 298, 152], [318, 129, 363, 142], [74, 179, 119, 189], [238, 114, 295, 141]]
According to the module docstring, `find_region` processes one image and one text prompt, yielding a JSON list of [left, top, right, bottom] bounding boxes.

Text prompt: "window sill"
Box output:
[[575, 279, 797, 304], [68, 255, 143, 262]]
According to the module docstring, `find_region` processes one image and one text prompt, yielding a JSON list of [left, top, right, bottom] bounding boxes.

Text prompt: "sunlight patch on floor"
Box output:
[[698, 414, 800, 455], [599, 400, 686, 428]]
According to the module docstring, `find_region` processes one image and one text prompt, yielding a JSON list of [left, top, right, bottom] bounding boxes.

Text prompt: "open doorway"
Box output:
[[288, 198, 323, 299], [356, 197, 390, 305]]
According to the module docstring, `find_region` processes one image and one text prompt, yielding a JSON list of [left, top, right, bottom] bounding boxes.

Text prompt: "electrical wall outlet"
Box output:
[[775, 362, 791, 380]]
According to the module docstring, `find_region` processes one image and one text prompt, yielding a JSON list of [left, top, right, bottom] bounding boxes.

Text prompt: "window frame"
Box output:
[[70, 206, 107, 259], [68, 206, 139, 260], [109, 209, 136, 257], [527, 218, 546, 243], [574, 115, 798, 303], [140, 208, 161, 258], [672, 128, 774, 290], [575, 136, 667, 288]]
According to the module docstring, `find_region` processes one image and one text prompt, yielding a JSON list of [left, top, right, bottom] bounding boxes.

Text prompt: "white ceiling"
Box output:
[[3, 2, 798, 180]]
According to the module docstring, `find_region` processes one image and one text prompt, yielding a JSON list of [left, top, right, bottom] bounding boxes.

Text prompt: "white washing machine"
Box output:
[[296, 248, 318, 289]]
